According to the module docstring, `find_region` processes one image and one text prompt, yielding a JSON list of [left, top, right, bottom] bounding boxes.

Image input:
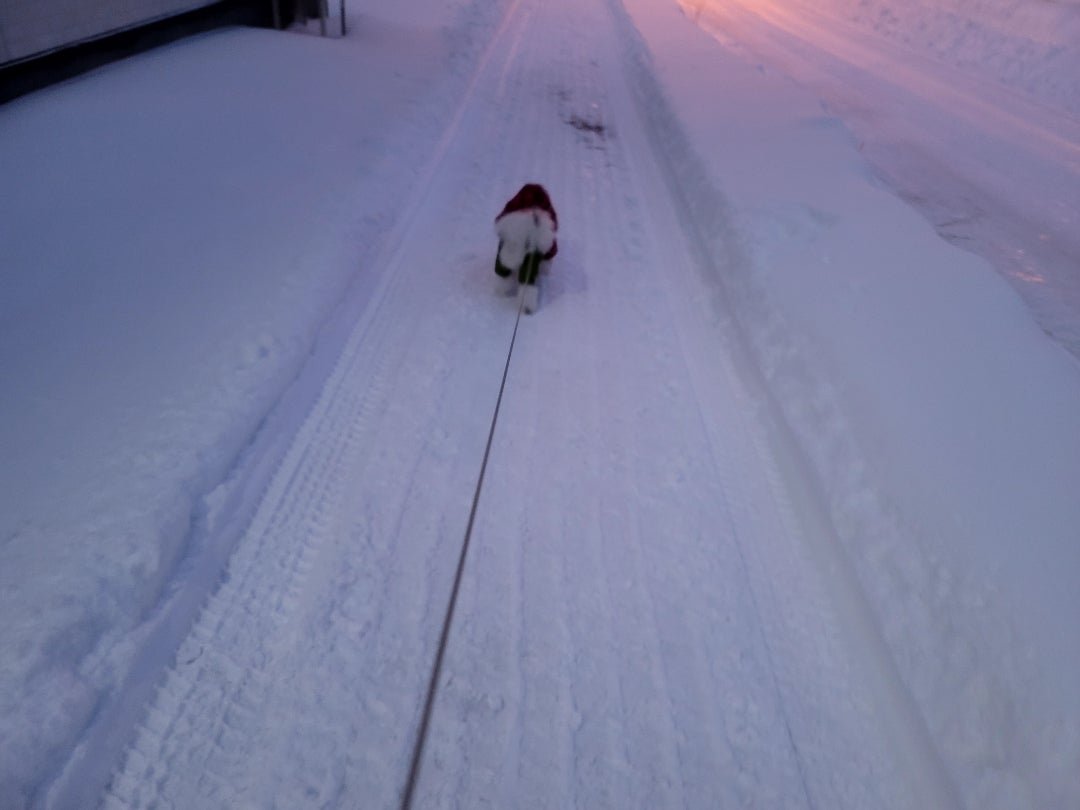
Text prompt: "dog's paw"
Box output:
[[521, 284, 539, 314]]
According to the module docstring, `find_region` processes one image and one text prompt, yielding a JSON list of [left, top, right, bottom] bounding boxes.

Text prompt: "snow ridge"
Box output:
[[611, 0, 1080, 806]]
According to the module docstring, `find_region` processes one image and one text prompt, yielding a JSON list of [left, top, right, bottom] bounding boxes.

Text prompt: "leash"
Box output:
[[400, 292, 527, 810]]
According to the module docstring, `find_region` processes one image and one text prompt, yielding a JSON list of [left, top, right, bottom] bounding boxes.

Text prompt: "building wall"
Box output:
[[0, 0, 216, 65]]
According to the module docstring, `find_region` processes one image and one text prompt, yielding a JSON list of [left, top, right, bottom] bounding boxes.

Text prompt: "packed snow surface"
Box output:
[[1, 0, 1078, 807]]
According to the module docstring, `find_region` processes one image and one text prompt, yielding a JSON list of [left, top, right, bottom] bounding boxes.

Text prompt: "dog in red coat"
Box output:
[[494, 183, 558, 314]]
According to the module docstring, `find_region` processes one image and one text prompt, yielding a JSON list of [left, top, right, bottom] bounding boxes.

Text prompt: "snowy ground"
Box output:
[[1, 0, 1078, 807], [680, 0, 1080, 357]]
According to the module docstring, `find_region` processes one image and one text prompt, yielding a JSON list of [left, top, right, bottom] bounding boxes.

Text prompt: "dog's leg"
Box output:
[[494, 241, 517, 296], [520, 251, 541, 313], [521, 251, 542, 286], [521, 284, 539, 314]]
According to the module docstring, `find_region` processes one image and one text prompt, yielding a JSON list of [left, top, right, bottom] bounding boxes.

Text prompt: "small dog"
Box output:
[[494, 183, 558, 314]]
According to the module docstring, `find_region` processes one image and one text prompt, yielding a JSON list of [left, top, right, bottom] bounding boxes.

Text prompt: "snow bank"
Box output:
[[677, 0, 1080, 366], [823, 0, 1080, 114], [708, 0, 1080, 116], [612, 0, 1080, 806], [0, 0, 506, 802]]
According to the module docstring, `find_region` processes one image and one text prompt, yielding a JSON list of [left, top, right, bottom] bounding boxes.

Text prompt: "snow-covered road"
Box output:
[[5, 0, 1079, 807], [90, 0, 940, 806]]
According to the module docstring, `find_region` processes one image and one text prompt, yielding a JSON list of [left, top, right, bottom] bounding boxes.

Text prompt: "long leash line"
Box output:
[[399, 293, 527, 810]]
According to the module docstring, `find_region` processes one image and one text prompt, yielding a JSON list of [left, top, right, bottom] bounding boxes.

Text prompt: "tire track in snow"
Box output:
[[399, 2, 582, 805], [561, 58, 701, 809], [407, 4, 664, 804], [582, 132, 808, 808], [103, 297, 409, 806]]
